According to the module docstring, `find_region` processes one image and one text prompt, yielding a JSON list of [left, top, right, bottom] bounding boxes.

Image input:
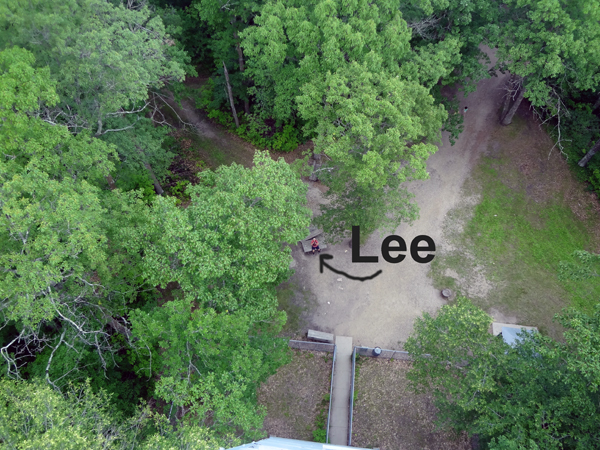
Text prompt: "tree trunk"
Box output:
[[235, 41, 250, 114], [143, 162, 164, 195], [222, 61, 240, 128], [232, 20, 250, 115], [500, 74, 514, 120], [105, 175, 117, 190], [501, 84, 525, 125], [135, 145, 164, 195], [103, 313, 134, 341], [578, 137, 600, 167], [593, 94, 600, 112], [235, 39, 245, 72]]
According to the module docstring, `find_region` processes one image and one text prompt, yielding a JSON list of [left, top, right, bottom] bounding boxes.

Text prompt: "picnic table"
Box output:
[[299, 226, 327, 253]]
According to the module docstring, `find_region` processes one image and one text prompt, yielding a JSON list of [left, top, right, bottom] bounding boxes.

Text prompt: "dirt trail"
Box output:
[[162, 92, 257, 168], [287, 47, 510, 349], [165, 48, 510, 349]]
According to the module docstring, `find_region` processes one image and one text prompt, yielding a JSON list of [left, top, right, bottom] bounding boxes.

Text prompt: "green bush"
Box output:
[[312, 391, 331, 443], [271, 124, 301, 152], [170, 179, 191, 205], [313, 428, 327, 443], [115, 169, 156, 205], [191, 77, 301, 152]]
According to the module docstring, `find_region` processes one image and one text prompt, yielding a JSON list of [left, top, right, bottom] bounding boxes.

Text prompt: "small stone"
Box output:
[[337, 278, 342, 282], [339, 286, 344, 290], [327, 301, 330, 304]]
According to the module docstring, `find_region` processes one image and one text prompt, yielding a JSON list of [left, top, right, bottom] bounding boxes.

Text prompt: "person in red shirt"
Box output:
[[311, 238, 321, 254]]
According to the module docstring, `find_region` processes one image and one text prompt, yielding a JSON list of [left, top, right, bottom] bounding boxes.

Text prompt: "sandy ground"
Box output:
[[287, 47, 511, 349], [258, 350, 332, 441], [171, 47, 514, 349], [352, 358, 470, 450]]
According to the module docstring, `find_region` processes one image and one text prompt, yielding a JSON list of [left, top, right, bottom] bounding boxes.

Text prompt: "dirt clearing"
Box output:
[[352, 358, 470, 450], [428, 104, 600, 339], [258, 350, 332, 441], [284, 46, 511, 349]]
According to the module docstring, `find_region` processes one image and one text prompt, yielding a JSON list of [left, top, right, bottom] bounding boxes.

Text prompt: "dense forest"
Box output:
[[1, 0, 600, 448]]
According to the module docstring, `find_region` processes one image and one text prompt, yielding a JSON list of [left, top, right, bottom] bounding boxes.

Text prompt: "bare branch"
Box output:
[[46, 329, 66, 391], [149, 90, 197, 129], [530, 87, 571, 160], [407, 15, 441, 40], [105, 102, 150, 117], [1, 331, 26, 379]]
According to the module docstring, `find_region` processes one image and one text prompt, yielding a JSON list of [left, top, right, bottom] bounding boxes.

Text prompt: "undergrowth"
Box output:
[[187, 78, 302, 152], [312, 393, 330, 443]]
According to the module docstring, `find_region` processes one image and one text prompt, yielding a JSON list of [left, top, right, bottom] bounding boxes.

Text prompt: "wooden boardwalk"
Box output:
[[328, 336, 353, 445]]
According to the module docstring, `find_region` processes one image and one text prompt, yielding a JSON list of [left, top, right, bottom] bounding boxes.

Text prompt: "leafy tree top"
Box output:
[[406, 296, 600, 448], [0, 0, 188, 134], [130, 151, 312, 318]]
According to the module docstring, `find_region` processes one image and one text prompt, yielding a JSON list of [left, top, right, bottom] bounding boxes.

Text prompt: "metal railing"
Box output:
[[288, 340, 335, 353], [355, 346, 412, 360], [348, 346, 357, 446], [325, 344, 337, 444]]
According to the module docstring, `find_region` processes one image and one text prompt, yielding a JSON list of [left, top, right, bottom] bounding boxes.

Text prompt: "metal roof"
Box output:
[[227, 437, 373, 450], [501, 326, 536, 347]]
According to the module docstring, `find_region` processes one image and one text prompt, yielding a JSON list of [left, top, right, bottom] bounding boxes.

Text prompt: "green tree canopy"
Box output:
[[130, 151, 311, 317], [130, 297, 288, 439], [0, 47, 149, 382], [487, 0, 600, 121], [0, 0, 192, 189], [241, 0, 454, 241], [405, 296, 600, 449], [241, 0, 457, 125], [122, 151, 310, 437], [0, 378, 229, 449], [559, 250, 600, 282], [0, 0, 188, 135]]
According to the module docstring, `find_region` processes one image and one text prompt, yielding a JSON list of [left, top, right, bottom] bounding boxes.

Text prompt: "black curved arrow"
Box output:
[[319, 254, 382, 281]]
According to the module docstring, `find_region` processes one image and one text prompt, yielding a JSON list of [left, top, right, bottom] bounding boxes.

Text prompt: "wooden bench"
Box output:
[[300, 226, 327, 253], [300, 239, 327, 253], [307, 329, 334, 344], [304, 226, 323, 241]]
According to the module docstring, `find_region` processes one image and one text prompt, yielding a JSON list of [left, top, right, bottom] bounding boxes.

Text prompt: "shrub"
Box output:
[[115, 169, 156, 205], [171, 179, 191, 205], [191, 78, 301, 152]]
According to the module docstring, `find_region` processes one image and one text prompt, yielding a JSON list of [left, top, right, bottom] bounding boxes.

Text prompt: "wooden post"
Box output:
[[223, 61, 240, 128]]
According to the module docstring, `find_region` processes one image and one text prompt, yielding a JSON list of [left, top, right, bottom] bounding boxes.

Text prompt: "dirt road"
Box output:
[[288, 47, 510, 349]]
